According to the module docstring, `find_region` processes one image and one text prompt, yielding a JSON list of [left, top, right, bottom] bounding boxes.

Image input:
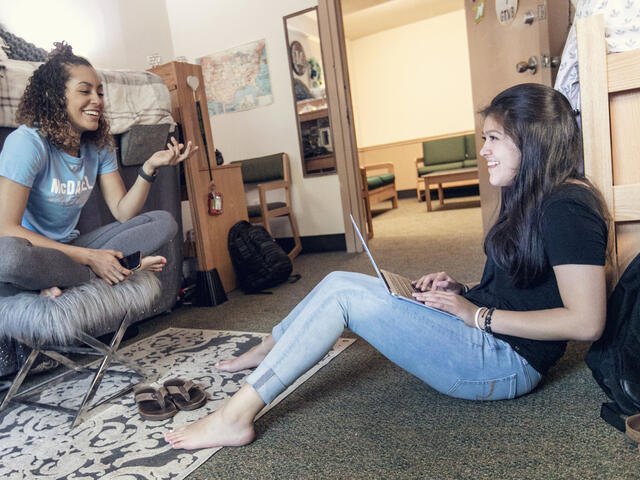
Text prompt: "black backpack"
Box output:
[[228, 221, 298, 294], [585, 253, 640, 431]]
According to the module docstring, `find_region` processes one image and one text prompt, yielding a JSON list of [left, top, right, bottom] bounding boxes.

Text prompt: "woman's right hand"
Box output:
[[84, 248, 131, 285], [412, 271, 465, 294]]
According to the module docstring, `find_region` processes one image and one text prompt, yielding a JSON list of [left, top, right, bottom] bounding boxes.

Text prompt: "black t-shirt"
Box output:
[[464, 184, 608, 375]]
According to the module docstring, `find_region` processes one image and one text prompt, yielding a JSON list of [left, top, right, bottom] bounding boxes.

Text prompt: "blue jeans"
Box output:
[[246, 271, 542, 404]]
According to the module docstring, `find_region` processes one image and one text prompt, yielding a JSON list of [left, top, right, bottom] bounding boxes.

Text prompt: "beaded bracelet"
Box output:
[[484, 307, 496, 334], [474, 307, 487, 330]]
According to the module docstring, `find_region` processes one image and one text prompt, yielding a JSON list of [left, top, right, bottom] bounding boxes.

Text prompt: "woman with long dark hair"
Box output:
[[165, 83, 609, 451], [0, 42, 196, 298]]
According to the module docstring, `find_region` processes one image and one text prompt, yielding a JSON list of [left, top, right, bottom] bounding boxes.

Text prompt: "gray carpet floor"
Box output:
[[12, 196, 640, 478], [137, 197, 639, 479]]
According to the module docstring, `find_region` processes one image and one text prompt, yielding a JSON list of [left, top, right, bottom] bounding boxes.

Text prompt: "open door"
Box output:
[[317, 0, 364, 253], [465, 0, 570, 232]]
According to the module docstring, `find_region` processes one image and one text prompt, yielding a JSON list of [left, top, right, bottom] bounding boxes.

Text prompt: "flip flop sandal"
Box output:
[[134, 386, 178, 420], [163, 378, 208, 411], [626, 413, 640, 453]]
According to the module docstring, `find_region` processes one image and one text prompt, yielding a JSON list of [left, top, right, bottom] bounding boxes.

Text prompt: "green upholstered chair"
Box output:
[[360, 163, 398, 239], [463, 134, 478, 168], [415, 133, 478, 201], [231, 153, 302, 259]]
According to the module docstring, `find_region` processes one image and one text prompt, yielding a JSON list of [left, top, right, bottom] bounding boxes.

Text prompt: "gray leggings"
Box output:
[[0, 210, 177, 294]]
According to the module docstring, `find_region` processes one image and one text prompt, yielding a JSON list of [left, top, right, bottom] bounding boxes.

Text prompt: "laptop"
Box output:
[[349, 215, 456, 319]]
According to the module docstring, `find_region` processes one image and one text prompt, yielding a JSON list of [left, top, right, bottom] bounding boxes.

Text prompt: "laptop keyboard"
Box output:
[[381, 269, 416, 299]]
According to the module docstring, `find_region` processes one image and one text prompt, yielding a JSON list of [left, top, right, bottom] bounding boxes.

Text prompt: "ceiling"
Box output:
[[342, 0, 464, 40]]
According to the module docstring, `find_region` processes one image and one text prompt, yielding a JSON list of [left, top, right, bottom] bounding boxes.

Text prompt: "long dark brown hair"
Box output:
[[15, 41, 112, 152], [481, 83, 609, 287]]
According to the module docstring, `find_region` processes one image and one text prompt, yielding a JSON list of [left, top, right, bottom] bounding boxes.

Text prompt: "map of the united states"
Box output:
[[198, 39, 273, 115]]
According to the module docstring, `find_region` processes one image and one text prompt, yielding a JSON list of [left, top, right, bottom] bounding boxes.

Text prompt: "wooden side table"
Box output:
[[422, 168, 479, 211]]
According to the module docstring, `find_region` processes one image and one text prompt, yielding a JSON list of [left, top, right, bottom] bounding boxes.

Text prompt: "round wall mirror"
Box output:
[[290, 40, 307, 75]]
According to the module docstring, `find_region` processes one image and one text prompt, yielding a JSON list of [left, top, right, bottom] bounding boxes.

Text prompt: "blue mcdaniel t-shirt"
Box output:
[[0, 126, 118, 242]]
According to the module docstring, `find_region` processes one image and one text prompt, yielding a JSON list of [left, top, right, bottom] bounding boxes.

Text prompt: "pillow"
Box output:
[[119, 124, 171, 167]]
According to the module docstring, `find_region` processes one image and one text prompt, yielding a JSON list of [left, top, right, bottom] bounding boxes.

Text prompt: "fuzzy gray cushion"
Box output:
[[0, 272, 161, 346]]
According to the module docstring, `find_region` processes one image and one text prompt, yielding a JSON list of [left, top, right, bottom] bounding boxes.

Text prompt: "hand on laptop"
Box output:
[[412, 272, 465, 294], [412, 272, 479, 323], [412, 288, 478, 326]]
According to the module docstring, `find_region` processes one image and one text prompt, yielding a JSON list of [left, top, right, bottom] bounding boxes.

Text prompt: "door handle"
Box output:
[[516, 56, 538, 74]]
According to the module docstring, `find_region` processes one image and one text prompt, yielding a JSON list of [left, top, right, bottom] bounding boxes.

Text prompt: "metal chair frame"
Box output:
[[0, 311, 151, 428]]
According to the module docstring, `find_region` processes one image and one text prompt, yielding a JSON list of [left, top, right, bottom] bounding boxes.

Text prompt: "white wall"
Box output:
[[165, 0, 344, 237], [347, 9, 474, 148], [0, 0, 174, 70]]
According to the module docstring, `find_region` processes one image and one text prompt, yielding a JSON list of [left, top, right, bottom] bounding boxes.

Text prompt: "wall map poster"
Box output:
[[197, 39, 273, 115]]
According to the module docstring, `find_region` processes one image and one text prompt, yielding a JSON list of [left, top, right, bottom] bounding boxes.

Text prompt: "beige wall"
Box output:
[[347, 9, 475, 148]]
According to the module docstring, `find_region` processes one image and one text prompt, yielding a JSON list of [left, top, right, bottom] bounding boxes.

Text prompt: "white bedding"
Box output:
[[0, 59, 175, 134]]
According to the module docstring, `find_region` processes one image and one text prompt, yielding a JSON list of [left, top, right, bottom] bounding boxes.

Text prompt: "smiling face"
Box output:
[[480, 115, 522, 187], [64, 65, 104, 136]]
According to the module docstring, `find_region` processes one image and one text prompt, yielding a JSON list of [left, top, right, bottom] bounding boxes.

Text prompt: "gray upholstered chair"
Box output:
[[232, 153, 302, 259], [0, 271, 161, 427]]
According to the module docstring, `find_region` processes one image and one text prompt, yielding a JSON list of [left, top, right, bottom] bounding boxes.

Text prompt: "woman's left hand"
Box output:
[[413, 290, 478, 327], [145, 137, 199, 172]]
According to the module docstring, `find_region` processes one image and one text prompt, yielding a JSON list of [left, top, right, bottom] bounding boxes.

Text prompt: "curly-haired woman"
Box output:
[[0, 43, 197, 298]]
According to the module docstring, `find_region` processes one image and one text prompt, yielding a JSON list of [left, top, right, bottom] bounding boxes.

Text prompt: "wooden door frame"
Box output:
[[317, 0, 364, 253]]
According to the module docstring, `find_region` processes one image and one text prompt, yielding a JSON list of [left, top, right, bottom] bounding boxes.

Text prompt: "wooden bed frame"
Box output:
[[577, 14, 640, 287], [150, 62, 248, 294]]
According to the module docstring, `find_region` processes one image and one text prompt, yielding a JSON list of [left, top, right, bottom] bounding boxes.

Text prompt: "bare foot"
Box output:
[[215, 335, 274, 373], [40, 286, 62, 299], [139, 255, 166, 272], [164, 407, 255, 450], [165, 385, 265, 450]]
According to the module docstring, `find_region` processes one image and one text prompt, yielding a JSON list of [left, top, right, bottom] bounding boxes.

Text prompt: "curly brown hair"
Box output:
[[15, 42, 113, 152]]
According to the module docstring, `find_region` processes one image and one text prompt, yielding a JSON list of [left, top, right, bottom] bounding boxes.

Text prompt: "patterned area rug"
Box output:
[[0, 328, 355, 480]]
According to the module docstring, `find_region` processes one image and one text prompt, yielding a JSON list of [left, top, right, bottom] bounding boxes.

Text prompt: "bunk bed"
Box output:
[[576, 14, 640, 286]]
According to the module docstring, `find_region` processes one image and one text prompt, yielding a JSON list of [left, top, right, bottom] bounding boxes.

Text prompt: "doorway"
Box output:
[[319, 0, 573, 242], [330, 0, 479, 240]]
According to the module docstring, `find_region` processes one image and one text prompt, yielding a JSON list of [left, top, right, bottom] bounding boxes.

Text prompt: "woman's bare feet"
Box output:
[[165, 384, 265, 450], [215, 335, 275, 373], [40, 286, 62, 299], [139, 255, 166, 272]]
